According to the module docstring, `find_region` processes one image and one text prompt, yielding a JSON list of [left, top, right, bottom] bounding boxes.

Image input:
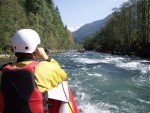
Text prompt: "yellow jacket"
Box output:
[[9, 58, 67, 92]]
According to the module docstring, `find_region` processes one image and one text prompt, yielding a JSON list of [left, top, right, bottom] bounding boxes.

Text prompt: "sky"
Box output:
[[53, 0, 129, 32]]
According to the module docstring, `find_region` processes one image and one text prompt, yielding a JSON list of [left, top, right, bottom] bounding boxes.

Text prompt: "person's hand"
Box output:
[[35, 47, 49, 60]]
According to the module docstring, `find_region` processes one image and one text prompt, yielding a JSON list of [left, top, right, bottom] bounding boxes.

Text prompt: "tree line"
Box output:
[[84, 0, 150, 58], [0, 0, 74, 53]]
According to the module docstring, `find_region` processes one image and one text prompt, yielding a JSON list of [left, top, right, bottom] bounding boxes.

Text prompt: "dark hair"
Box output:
[[15, 52, 35, 62]]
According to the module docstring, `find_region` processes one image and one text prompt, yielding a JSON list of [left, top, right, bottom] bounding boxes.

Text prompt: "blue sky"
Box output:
[[53, 0, 128, 31]]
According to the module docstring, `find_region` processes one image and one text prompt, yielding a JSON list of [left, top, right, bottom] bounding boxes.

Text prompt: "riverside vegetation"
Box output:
[[84, 0, 150, 58], [0, 0, 75, 54]]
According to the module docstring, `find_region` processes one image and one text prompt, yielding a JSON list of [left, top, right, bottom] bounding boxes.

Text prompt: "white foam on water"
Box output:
[[75, 86, 118, 113], [75, 56, 125, 65], [137, 99, 150, 104], [87, 72, 102, 77], [100, 56, 126, 65], [140, 65, 150, 74], [75, 56, 150, 74], [116, 61, 141, 70], [81, 67, 88, 70], [71, 52, 150, 74], [93, 65, 101, 69], [120, 101, 137, 113], [79, 103, 111, 113], [75, 58, 103, 64], [104, 56, 125, 63], [132, 75, 150, 87], [78, 102, 119, 113], [116, 60, 150, 74]]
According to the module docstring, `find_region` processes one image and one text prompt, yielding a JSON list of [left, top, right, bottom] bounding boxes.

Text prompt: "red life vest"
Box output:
[[0, 61, 44, 113]]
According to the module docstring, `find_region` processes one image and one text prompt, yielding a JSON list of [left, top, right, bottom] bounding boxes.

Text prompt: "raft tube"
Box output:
[[48, 81, 79, 113]]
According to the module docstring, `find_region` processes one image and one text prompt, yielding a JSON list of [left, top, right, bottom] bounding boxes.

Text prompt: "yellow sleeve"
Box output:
[[34, 60, 67, 92], [50, 58, 61, 66]]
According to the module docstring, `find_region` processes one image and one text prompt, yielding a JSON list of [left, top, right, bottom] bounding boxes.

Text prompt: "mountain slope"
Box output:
[[72, 14, 112, 43]]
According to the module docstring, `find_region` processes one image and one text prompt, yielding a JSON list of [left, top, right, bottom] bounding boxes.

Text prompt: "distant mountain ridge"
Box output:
[[72, 14, 112, 43]]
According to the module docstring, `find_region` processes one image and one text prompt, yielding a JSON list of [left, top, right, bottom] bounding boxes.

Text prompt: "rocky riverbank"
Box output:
[[0, 50, 67, 60], [0, 54, 15, 60]]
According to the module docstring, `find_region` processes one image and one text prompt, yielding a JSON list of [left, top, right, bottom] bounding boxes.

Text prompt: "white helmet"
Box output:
[[12, 29, 41, 53]]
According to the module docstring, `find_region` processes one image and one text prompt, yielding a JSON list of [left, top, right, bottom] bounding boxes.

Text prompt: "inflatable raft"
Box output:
[[48, 81, 79, 113], [0, 81, 78, 113]]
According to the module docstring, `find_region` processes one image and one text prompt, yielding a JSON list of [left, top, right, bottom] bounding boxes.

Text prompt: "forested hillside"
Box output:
[[84, 0, 150, 58], [0, 0, 73, 53]]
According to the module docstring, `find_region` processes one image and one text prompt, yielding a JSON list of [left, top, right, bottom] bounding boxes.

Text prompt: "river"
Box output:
[[1, 50, 150, 113]]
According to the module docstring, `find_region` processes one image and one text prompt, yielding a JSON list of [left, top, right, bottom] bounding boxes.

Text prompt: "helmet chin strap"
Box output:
[[33, 51, 37, 60]]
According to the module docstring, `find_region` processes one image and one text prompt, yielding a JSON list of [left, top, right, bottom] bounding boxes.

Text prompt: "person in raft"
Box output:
[[0, 29, 67, 113]]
